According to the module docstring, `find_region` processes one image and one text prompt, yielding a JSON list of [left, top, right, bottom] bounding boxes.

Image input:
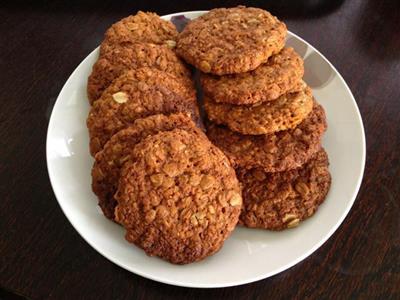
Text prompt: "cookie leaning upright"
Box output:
[[100, 11, 178, 56], [176, 6, 287, 75], [114, 129, 242, 264]]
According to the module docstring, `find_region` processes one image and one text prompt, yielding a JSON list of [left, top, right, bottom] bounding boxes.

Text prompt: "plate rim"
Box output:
[[46, 10, 366, 288]]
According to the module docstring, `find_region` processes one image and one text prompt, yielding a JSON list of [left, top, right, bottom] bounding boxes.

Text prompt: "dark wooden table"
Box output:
[[1, 0, 399, 299]]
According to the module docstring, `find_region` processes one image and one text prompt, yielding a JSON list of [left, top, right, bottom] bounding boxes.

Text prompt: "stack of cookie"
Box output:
[[85, 6, 333, 265], [86, 12, 243, 264], [92, 113, 242, 264], [177, 6, 331, 230], [87, 12, 198, 156]]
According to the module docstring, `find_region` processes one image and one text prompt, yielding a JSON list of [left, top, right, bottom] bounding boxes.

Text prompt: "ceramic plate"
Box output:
[[46, 11, 366, 288]]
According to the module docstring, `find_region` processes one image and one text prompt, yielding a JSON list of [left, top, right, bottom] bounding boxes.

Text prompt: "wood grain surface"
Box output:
[[0, 0, 399, 299]]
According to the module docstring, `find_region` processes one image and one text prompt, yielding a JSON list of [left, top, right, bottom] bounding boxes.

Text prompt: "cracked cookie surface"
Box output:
[[87, 68, 198, 156], [176, 6, 286, 75], [206, 102, 327, 172], [92, 113, 199, 220], [100, 11, 178, 56], [201, 48, 304, 105], [114, 129, 241, 264], [238, 148, 331, 230], [87, 43, 192, 103], [204, 84, 313, 135]]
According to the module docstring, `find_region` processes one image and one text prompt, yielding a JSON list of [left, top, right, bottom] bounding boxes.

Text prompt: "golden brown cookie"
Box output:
[[176, 6, 286, 75], [87, 43, 192, 103], [238, 148, 331, 230], [201, 47, 304, 105], [87, 68, 199, 156], [114, 129, 242, 264], [92, 113, 199, 220], [100, 11, 178, 56], [204, 84, 313, 135], [206, 102, 327, 172]]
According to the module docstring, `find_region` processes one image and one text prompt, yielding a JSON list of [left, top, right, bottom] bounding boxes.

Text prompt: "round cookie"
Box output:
[[87, 68, 199, 156], [92, 113, 200, 220], [114, 129, 242, 264], [204, 84, 313, 135], [87, 43, 192, 104], [201, 47, 304, 105], [206, 102, 327, 172], [100, 11, 178, 56], [176, 6, 286, 75], [238, 148, 331, 230]]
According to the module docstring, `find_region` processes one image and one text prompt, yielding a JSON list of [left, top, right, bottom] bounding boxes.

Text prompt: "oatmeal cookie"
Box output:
[[92, 113, 199, 220], [87, 43, 192, 103], [206, 102, 327, 172], [114, 129, 242, 264], [100, 11, 178, 56], [204, 84, 313, 135], [201, 48, 304, 105], [238, 148, 331, 230], [87, 68, 199, 156], [176, 6, 286, 75]]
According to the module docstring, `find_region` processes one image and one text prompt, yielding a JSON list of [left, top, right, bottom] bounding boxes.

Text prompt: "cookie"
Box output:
[[176, 6, 286, 75], [204, 84, 313, 135], [87, 68, 199, 156], [206, 102, 327, 172], [114, 129, 242, 264], [92, 113, 199, 220], [100, 11, 178, 56], [201, 47, 304, 105], [87, 43, 192, 103], [238, 148, 331, 230]]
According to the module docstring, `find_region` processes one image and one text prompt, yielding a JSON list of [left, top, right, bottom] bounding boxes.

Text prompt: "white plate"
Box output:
[[46, 11, 366, 288]]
